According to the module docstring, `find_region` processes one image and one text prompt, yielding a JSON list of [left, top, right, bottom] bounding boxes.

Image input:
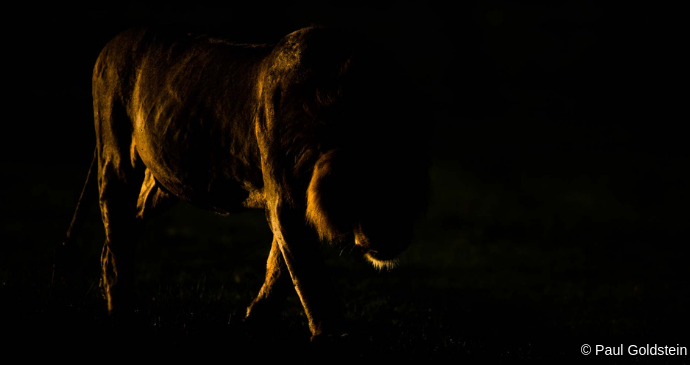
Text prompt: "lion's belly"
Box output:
[[132, 108, 263, 214], [125, 35, 268, 214]]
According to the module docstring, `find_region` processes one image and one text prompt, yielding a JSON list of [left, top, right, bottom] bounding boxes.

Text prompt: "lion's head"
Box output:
[[264, 27, 429, 269], [306, 144, 428, 270]]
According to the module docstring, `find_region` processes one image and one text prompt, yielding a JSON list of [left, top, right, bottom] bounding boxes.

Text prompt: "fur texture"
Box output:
[[74, 25, 429, 338]]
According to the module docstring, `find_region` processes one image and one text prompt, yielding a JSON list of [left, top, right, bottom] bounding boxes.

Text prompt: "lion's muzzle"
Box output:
[[354, 224, 408, 270]]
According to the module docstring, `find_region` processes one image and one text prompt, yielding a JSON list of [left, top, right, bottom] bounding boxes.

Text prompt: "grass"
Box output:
[[1, 162, 688, 362]]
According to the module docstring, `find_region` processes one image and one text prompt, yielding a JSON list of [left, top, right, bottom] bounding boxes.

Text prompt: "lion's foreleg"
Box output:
[[245, 236, 292, 323], [267, 203, 345, 339]]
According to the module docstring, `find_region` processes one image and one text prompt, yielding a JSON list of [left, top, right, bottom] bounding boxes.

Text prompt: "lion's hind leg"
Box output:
[[245, 236, 293, 326], [99, 167, 177, 311], [97, 153, 143, 313], [136, 168, 176, 221], [95, 96, 168, 314], [98, 152, 177, 313]]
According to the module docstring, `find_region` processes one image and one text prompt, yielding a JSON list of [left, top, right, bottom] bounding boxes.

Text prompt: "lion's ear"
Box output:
[[306, 150, 356, 241]]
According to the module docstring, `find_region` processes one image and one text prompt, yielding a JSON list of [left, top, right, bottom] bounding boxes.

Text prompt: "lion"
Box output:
[[62, 25, 428, 339]]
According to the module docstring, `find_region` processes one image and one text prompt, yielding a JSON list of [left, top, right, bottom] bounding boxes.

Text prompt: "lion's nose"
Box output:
[[366, 249, 380, 258], [365, 248, 401, 262]]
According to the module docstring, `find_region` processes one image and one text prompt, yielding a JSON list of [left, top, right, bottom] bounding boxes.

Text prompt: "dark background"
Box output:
[[1, 1, 687, 361]]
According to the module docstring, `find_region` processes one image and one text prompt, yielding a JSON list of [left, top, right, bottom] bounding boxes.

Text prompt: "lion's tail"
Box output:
[[52, 148, 98, 289], [63, 148, 98, 247]]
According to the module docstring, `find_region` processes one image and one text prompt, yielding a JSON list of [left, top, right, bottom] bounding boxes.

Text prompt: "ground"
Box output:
[[1, 162, 687, 362]]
